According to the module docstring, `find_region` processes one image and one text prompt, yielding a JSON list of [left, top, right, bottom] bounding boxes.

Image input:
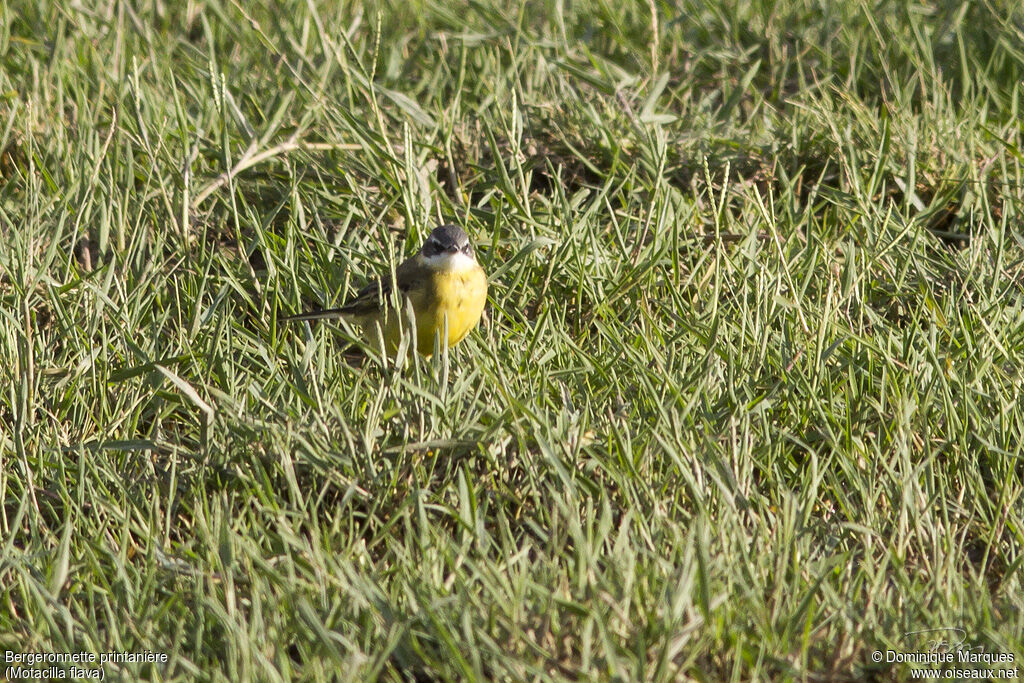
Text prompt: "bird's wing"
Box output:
[[337, 277, 393, 316], [282, 257, 419, 321]]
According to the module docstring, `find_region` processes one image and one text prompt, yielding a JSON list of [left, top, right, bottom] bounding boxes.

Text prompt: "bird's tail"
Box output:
[[281, 307, 353, 322]]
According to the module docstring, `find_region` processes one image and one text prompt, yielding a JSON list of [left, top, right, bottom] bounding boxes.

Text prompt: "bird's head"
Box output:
[[420, 224, 477, 269]]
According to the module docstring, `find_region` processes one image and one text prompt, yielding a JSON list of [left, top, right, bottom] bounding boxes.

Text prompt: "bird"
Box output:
[[283, 224, 488, 356]]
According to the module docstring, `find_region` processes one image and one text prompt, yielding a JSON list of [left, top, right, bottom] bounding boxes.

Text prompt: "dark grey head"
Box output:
[[421, 224, 474, 259]]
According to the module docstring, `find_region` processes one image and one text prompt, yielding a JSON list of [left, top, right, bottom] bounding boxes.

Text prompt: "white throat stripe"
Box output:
[[422, 251, 477, 272]]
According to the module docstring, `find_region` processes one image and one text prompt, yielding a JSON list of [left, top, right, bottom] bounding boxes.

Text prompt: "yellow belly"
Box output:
[[382, 265, 487, 355]]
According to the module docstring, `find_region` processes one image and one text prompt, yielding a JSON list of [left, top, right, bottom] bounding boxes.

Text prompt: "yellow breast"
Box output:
[[384, 263, 487, 355]]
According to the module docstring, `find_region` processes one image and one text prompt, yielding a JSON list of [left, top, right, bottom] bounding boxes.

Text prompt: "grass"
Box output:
[[2, 0, 1023, 680]]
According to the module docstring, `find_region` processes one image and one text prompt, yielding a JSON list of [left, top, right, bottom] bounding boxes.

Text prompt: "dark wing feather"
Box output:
[[336, 277, 393, 316], [282, 257, 417, 322]]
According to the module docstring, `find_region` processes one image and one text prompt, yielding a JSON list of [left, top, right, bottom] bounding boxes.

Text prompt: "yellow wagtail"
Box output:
[[284, 224, 487, 355]]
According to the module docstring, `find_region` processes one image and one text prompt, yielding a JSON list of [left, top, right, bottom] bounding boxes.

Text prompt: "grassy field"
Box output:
[[2, 0, 1023, 680]]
